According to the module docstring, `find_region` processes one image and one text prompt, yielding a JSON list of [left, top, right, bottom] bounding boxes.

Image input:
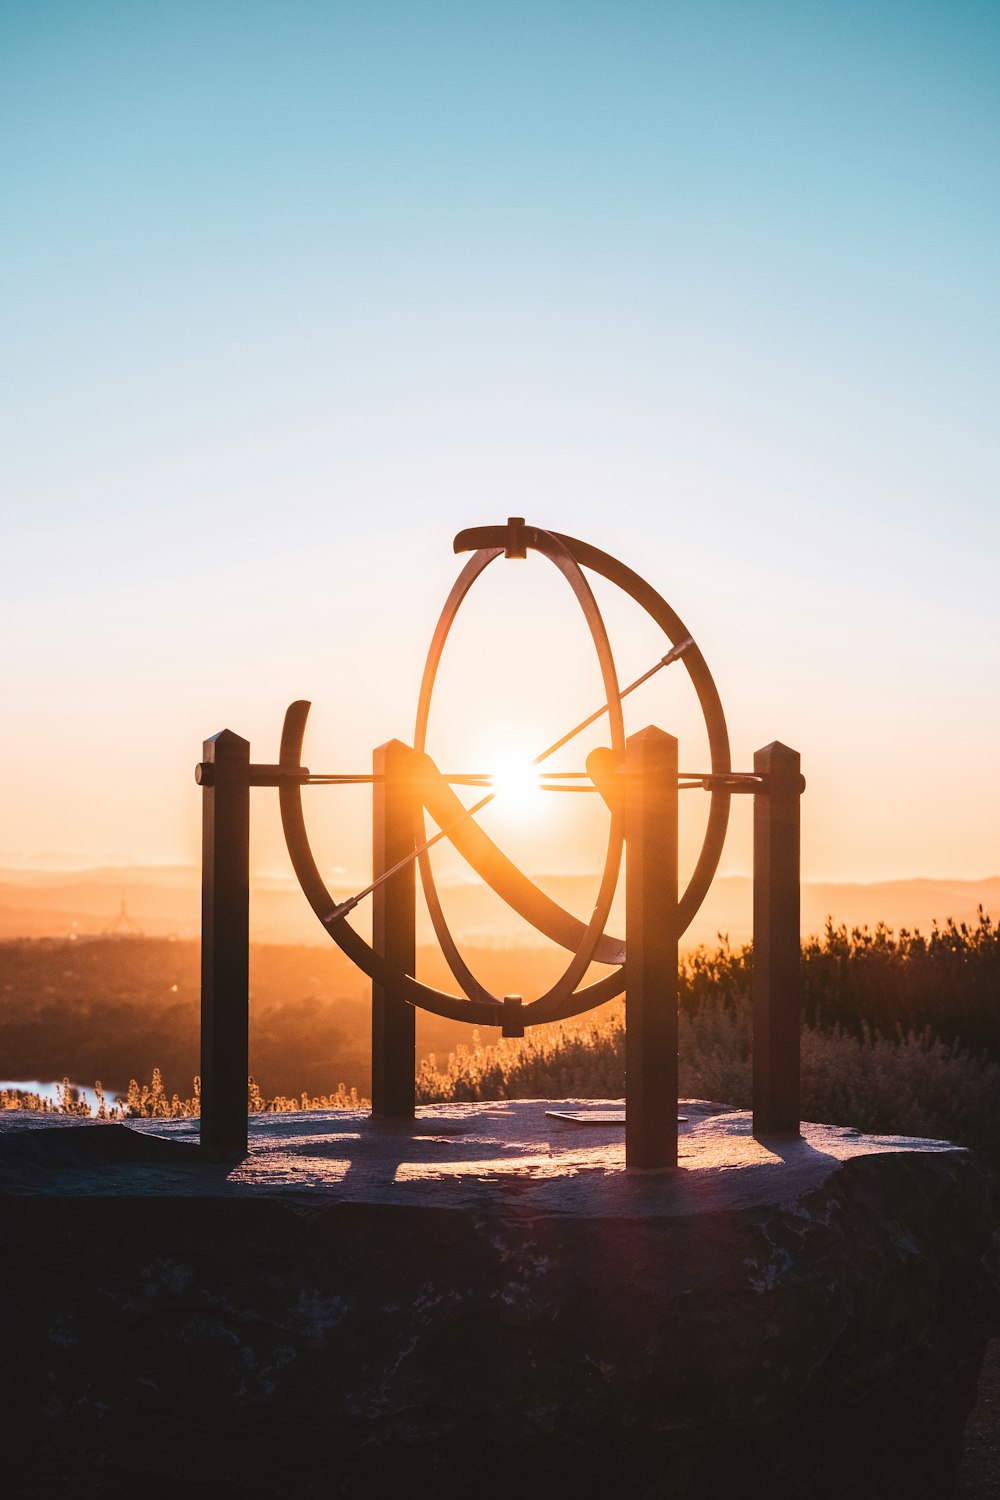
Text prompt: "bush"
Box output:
[[416, 983, 1000, 1164]]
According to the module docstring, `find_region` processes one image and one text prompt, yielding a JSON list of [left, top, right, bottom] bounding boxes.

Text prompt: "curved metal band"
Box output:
[[412, 752, 625, 966], [278, 702, 627, 1025], [278, 701, 503, 1026], [413, 530, 626, 1020], [455, 524, 732, 930]]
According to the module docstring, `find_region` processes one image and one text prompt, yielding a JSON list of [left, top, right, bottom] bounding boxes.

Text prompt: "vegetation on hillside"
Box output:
[[3, 911, 1000, 1159], [415, 1002, 1000, 1160], [0, 935, 563, 1097]]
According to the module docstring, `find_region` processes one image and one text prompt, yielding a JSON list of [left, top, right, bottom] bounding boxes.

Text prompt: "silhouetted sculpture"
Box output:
[[197, 519, 804, 1161]]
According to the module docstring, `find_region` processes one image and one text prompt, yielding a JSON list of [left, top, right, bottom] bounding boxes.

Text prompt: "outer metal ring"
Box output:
[[454, 524, 732, 936]]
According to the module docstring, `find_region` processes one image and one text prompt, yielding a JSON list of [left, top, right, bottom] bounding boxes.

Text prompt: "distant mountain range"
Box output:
[[0, 864, 996, 949]]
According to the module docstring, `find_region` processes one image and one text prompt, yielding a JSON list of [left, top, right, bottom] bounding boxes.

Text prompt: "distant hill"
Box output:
[[0, 864, 997, 948]]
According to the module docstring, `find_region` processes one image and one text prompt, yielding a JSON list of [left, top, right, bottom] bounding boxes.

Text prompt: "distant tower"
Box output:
[[103, 893, 144, 937]]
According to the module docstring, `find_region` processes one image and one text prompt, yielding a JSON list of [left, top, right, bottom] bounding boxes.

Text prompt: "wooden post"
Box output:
[[199, 729, 250, 1156], [372, 739, 417, 1116], [624, 726, 679, 1169], [752, 741, 802, 1139]]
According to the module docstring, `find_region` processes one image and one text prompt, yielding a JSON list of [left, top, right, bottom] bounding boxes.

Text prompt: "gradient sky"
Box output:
[[2, 0, 998, 892]]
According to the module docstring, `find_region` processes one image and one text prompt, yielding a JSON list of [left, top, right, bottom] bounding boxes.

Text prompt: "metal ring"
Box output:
[[278, 700, 504, 1025], [279, 522, 732, 1031], [413, 528, 626, 1020]]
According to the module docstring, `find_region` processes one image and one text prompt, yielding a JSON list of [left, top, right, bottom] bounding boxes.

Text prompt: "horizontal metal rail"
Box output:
[[196, 761, 784, 794]]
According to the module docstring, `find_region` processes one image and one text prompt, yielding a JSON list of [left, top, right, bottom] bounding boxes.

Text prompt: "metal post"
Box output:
[[624, 725, 679, 1169], [372, 739, 417, 1116], [198, 729, 250, 1156], [752, 741, 802, 1139]]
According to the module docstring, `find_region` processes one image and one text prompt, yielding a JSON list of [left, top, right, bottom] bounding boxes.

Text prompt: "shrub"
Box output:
[[416, 989, 1000, 1164]]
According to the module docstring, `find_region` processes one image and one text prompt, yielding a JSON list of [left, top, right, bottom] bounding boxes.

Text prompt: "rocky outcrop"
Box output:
[[0, 1103, 995, 1497]]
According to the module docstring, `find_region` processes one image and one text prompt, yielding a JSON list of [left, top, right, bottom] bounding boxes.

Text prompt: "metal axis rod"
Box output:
[[326, 638, 694, 922]]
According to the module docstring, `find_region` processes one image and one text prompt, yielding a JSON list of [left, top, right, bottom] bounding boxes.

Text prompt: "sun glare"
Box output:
[[488, 755, 542, 816]]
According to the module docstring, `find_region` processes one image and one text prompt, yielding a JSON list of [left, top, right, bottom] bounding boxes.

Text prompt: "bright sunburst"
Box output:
[[488, 754, 542, 816]]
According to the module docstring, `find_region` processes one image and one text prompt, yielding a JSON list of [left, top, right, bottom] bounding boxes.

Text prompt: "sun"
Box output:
[[488, 754, 543, 816]]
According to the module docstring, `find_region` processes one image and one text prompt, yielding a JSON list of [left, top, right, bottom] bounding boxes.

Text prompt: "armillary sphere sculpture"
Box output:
[[197, 518, 805, 1167]]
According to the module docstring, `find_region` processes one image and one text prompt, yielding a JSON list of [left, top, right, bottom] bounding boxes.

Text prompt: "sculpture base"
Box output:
[[0, 1101, 995, 1497]]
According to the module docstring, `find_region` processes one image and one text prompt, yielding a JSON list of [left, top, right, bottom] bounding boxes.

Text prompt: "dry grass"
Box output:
[[1, 1068, 368, 1118]]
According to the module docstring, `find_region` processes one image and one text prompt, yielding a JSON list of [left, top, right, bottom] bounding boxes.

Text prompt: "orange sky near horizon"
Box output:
[[3, 523, 997, 897]]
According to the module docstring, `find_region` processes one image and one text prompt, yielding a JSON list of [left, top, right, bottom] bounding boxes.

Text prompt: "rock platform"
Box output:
[[0, 1101, 996, 1497]]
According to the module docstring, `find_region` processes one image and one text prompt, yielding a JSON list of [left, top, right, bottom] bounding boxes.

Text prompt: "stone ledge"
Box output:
[[0, 1102, 995, 1497], [0, 1098, 970, 1212]]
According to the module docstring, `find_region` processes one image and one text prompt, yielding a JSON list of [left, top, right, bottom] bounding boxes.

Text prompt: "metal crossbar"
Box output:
[[302, 770, 759, 789]]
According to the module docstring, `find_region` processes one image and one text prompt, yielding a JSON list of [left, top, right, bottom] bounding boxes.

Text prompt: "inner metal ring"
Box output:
[[413, 527, 626, 1018]]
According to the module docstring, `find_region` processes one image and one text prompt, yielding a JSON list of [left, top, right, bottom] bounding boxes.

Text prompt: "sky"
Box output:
[[2, 0, 998, 898]]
